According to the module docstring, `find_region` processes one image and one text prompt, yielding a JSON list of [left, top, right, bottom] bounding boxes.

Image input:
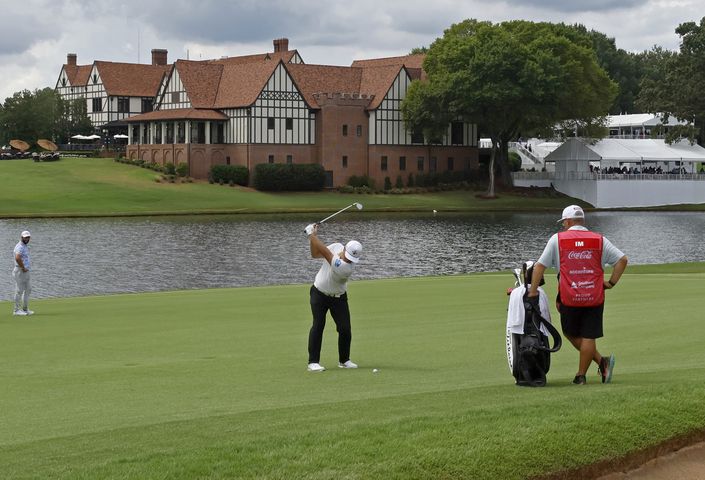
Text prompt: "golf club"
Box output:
[[318, 202, 363, 224], [304, 202, 363, 231]]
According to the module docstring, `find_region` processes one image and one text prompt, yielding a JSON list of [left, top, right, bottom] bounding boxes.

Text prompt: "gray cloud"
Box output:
[[502, 0, 645, 13], [0, 0, 699, 103]]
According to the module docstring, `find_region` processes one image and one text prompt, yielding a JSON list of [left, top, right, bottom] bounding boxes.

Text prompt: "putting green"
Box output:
[[1, 264, 703, 478]]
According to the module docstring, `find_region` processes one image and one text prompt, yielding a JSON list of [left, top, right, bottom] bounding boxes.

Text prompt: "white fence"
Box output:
[[512, 172, 705, 208]]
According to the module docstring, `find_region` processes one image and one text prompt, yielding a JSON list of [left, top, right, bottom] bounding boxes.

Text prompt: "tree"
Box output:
[[402, 19, 616, 196], [637, 17, 705, 144], [0, 88, 91, 146], [558, 25, 644, 114]]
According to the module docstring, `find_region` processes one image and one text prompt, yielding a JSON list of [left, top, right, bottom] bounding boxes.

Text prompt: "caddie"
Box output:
[[527, 205, 627, 385]]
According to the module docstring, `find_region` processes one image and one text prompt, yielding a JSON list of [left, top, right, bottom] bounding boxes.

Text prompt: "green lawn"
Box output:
[[1, 264, 704, 479], [0, 157, 578, 217]]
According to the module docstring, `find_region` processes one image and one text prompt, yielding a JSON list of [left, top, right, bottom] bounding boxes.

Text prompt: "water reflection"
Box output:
[[1, 211, 704, 300]]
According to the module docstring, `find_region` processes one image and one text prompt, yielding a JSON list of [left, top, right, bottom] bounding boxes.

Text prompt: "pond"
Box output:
[[1, 211, 704, 300]]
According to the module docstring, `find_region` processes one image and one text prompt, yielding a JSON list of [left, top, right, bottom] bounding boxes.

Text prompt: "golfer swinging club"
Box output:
[[305, 222, 362, 372], [527, 205, 627, 385]]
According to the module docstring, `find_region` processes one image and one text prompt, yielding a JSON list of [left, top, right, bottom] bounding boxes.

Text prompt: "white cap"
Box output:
[[21, 230, 31, 238], [558, 205, 585, 223], [344, 240, 362, 263]]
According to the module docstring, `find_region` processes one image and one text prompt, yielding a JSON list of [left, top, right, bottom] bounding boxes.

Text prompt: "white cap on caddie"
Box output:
[[557, 205, 585, 223], [345, 240, 362, 263], [21, 230, 31, 238]]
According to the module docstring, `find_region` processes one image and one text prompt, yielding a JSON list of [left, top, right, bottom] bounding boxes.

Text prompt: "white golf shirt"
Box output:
[[14, 241, 30, 271], [314, 243, 353, 296]]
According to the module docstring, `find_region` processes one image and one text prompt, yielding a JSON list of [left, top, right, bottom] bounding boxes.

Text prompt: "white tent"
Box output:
[[113, 134, 128, 139], [71, 134, 89, 140], [546, 138, 705, 174]]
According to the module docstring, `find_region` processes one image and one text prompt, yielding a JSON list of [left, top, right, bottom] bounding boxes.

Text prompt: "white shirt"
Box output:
[[506, 285, 551, 336], [14, 241, 30, 270], [537, 225, 625, 269], [314, 243, 353, 296]]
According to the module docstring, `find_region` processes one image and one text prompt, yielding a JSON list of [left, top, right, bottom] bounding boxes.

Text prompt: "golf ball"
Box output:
[[372, 368, 379, 373]]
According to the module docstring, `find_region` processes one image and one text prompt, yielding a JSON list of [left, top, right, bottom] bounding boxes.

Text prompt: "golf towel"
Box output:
[[507, 286, 551, 336]]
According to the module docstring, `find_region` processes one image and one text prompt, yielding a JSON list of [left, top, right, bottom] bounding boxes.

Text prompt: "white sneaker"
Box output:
[[338, 360, 358, 369], [307, 363, 326, 372], [13, 310, 27, 316], [23, 310, 34, 316]]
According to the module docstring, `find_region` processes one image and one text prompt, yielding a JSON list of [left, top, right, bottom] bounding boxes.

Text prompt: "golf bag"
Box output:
[[506, 262, 562, 387]]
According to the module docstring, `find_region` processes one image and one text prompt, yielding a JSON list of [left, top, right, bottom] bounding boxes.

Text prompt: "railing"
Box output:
[[509, 142, 542, 164], [512, 171, 705, 181], [58, 144, 100, 151], [607, 134, 668, 139]]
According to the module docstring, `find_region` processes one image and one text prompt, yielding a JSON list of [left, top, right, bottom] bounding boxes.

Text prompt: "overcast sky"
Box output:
[[1, 0, 703, 102]]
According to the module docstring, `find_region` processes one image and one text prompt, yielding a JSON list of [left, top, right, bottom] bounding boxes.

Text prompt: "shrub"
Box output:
[[384, 176, 392, 190], [209, 164, 249, 186], [408, 173, 415, 187], [338, 185, 355, 194], [176, 162, 189, 177], [253, 163, 325, 191], [508, 151, 522, 172], [395, 175, 404, 189], [164, 163, 176, 175], [347, 175, 375, 189]]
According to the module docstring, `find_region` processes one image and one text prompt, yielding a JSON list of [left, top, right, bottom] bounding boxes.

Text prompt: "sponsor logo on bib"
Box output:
[[568, 251, 593, 260]]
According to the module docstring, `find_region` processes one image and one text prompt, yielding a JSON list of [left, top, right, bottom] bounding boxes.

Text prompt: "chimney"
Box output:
[[67, 53, 77, 66], [151, 49, 168, 66], [273, 38, 289, 53]]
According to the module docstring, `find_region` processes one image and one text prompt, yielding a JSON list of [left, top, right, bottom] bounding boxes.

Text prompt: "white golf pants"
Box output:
[[13, 267, 31, 312]]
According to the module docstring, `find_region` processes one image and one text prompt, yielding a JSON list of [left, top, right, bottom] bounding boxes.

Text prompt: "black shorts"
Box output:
[[557, 293, 604, 339]]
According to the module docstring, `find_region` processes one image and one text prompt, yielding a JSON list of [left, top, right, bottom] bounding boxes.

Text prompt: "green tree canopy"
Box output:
[[0, 88, 91, 146], [402, 19, 617, 195], [637, 16, 705, 144]]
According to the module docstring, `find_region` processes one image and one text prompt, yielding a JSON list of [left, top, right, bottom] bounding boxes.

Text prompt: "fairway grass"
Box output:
[[1, 265, 704, 479], [1, 157, 578, 218]]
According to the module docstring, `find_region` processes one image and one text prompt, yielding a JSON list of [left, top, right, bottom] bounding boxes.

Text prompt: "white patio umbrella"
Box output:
[[113, 134, 129, 139], [85, 134, 102, 140], [71, 134, 89, 140]]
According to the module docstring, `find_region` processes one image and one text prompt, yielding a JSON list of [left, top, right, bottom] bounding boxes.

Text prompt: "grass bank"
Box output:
[[1, 157, 576, 218], [1, 263, 704, 479]]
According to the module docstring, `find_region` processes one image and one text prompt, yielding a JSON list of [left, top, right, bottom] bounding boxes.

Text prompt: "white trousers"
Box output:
[[13, 267, 31, 312]]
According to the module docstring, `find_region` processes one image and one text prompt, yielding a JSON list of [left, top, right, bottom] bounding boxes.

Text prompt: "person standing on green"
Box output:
[[13, 230, 34, 316], [527, 206, 627, 385]]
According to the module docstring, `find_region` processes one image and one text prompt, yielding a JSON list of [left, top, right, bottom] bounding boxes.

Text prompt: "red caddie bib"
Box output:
[[558, 230, 604, 307]]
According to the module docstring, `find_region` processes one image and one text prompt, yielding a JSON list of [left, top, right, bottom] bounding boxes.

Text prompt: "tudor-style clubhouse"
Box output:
[[56, 39, 479, 187]]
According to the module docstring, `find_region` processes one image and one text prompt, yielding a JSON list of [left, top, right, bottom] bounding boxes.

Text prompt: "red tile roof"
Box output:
[[205, 50, 299, 66], [173, 51, 301, 109], [63, 64, 93, 86], [94, 61, 172, 97], [351, 53, 425, 69], [286, 63, 363, 107], [176, 60, 223, 108], [125, 108, 228, 122], [359, 65, 406, 110], [213, 61, 281, 108]]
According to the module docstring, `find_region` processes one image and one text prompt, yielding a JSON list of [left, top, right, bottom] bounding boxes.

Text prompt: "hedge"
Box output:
[[209, 165, 249, 186], [253, 163, 325, 191]]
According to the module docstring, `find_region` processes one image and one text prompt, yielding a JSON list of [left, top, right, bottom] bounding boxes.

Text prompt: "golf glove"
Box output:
[[304, 223, 316, 236]]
